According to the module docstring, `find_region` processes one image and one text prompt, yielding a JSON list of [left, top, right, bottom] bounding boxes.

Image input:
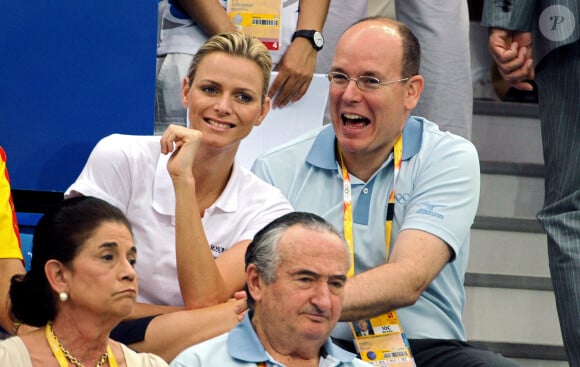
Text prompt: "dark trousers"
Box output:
[[535, 41, 580, 367], [333, 338, 519, 367]]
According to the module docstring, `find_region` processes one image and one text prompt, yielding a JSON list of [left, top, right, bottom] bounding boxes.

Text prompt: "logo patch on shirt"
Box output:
[[210, 244, 226, 258], [394, 193, 411, 204], [416, 202, 446, 219]]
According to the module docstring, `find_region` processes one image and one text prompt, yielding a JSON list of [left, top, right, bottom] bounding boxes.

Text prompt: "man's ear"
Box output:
[[45, 260, 68, 295], [404, 75, 424, 111], [246, 264, 264, 302]]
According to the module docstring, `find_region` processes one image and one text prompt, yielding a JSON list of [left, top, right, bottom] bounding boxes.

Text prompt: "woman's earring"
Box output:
[[59, 292, 69, 302]]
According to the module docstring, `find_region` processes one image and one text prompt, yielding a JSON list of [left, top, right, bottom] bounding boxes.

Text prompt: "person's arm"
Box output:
[[161, 125, 247, 309], [341, 133, 480, 321], [127, 302, 184, 320], [268, 0, 330, 108], [0, 148, 26, 334], [0, 258, 24, 334], [129, 297, 246, 362], [175, 0, 236, 36], [340, 229, 452, 320]]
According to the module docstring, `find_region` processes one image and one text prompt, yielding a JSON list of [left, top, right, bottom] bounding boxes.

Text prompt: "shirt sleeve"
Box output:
[[121, 344, 169, 367], [481, 0, 535, 31], [400, 137, 480, 259], [237, 172, 294, 241], [0, 147, 23, 260], [0, 338, 33, 367], [64, 135, 136, 212]]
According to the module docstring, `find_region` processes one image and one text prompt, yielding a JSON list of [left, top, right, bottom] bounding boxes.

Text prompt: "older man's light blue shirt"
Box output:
[[170, 316, 373, 367]]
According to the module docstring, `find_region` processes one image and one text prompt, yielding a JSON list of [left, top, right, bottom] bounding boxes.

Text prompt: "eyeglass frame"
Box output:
[[326, 71, 411, 92]]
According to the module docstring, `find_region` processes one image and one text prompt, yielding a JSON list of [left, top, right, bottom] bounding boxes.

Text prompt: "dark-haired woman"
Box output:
[[0, 196, 167, 366]]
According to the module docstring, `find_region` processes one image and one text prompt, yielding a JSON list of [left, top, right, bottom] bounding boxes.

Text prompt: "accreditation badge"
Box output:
[[351, 311, 415, 366], [226, 0, 282, 51]]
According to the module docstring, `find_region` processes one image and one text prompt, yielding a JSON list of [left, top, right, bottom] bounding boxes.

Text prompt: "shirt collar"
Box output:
[[152, 152, 174, 216], [214, 162, 241, 213], [228, 315, 357, 364], [305, 116, 424, 171]]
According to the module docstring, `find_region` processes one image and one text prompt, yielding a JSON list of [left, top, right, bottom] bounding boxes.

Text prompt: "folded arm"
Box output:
[[340, 229, 452, 321], [162, 125, 247, 308]]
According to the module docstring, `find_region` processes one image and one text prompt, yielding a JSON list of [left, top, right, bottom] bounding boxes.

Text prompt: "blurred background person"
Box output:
[[483, 1, 580, 365], [0, 146, 25, 339]]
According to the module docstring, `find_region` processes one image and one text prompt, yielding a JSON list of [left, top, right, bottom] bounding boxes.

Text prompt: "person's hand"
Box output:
[[268, 38, 318, 108], [488, 28, 535, 91], [232, 290, 247, 300], [228, 295, 248, 322], [160, 124, 202, 180]]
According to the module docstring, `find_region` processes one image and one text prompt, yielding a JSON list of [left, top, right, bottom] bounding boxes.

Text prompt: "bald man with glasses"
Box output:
[[252, 17, 519, 367]]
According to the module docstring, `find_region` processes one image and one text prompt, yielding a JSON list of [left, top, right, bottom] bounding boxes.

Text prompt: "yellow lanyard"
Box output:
[[45, 323, 118, 367], [339, 136, 403, 277]]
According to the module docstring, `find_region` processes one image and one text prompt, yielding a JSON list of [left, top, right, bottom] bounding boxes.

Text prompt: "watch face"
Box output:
[[313, 32, 324, 47]]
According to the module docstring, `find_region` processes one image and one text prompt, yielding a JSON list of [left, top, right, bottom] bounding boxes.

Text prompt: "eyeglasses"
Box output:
[[327, 71, 410, 92]]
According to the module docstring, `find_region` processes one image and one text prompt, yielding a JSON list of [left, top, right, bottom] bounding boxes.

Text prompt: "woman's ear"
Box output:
[[404, 74, 424, 111], [45, 260, 68, 295], [254, 96, 271, 127], [182, 77, 191, 108]]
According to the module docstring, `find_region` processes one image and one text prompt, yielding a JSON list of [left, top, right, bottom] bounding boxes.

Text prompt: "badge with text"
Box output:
[[351, 312, 415, 366], [227, 0, 281, 51]]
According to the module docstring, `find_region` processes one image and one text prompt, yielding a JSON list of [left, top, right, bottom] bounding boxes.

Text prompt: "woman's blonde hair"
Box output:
[[186, 32, 272, 103]]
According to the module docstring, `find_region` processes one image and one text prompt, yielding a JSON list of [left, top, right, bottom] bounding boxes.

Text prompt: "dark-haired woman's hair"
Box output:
[[9, 196, 131, 326]]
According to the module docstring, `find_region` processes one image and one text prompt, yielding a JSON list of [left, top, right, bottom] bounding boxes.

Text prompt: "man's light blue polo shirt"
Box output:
[[170, 315, 372, 367], [252, 117, 480, 341]]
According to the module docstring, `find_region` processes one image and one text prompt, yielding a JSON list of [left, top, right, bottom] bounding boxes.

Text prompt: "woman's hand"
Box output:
[[229, 291, 248, 322], [160, 124, 202, 180]]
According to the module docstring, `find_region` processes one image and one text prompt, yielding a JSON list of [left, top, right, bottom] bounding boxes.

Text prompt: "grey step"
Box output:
[[473, 216, 544, 233], [472, 101, 543, 165], [463, 286, 563, 346], [469, 227, 548, 278], [465, 273, 552, 292], [478, 173, 544, 219], [509, 358, 568, 367], [460, 101, 561, 364], [473, 100, 540, 119], [480, 161, 544, 178], [471, 341, 568, 366]]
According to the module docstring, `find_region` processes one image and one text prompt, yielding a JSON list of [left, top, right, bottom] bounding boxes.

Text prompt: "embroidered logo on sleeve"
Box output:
[[416, 202, 446, 219]]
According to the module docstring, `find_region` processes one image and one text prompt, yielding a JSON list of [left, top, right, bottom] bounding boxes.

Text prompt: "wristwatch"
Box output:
[[292, 30, 324, 51]]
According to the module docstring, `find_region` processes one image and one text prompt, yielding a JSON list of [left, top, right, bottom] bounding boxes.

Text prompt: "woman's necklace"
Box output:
[[45, 321, 115, 367]]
